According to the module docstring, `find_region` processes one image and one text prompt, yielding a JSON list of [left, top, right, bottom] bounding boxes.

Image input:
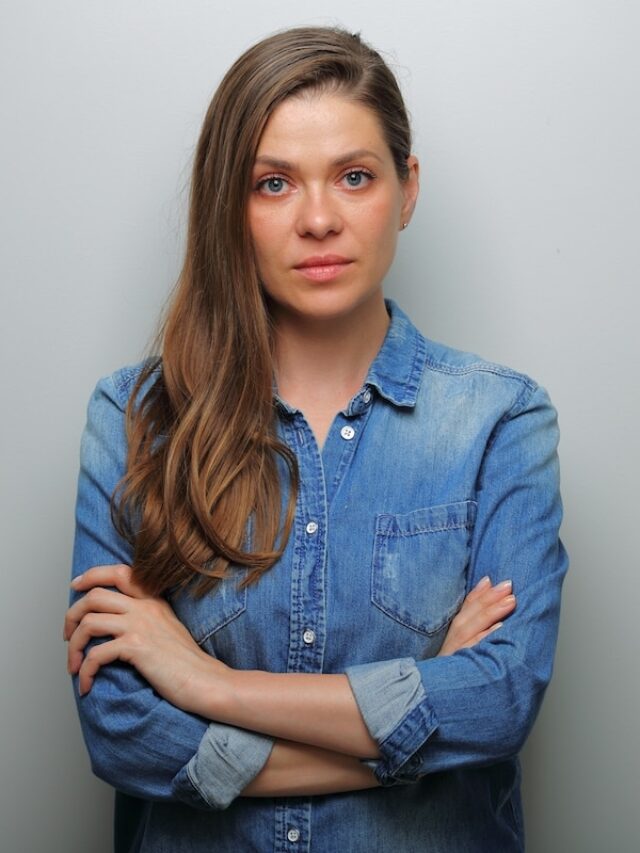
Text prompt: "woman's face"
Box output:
[[247, 91, 419, 326]]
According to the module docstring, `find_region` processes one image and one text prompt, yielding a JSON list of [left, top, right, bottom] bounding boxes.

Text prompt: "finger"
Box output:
[[495, 593, 516, 614], [465, 594, 516, 633], [458, 579, 513, 617], [71, 564, 144, 598], [77, 638, 123, 696], [463, 576, 492, 603], [449, 593, 516, 643], [64, 587, 131, 640], [67, 613, 124, 674], [473, 579, 512, 605], [485, 580, 513, 601]]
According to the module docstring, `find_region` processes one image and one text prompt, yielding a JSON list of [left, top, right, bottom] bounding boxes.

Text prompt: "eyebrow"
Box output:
[[253, 148, 384, 171]]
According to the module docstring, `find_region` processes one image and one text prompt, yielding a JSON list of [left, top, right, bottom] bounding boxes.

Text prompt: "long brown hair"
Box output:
[[112, 27, 413, 596]]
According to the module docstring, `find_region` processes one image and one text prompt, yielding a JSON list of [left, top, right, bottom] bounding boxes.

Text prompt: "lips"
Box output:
[[293, 255, 353, 282], [294, 254, 352, 269]]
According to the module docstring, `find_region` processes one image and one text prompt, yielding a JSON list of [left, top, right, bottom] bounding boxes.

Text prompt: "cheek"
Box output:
[[249, 211, 287, 262], [362, 193, 401, 238], [359, 198, 401, 263], [248, 218, 284, 291]]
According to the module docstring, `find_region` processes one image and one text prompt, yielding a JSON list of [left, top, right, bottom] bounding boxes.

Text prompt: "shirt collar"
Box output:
[[274, 299, 426, 417], [361, 299, 426, 409]]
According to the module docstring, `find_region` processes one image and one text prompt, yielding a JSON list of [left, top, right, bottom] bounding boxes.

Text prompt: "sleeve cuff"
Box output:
[[345, 657, 438, 786], [172, 722, 274, 810]]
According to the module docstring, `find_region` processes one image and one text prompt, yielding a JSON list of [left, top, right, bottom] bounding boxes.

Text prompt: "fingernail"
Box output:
[[499, 594, 516, 607], [490, 622, 503, 632], [497, 579, 512, 590], [476, 576, 491, 589], [70, 575, 83, 588]]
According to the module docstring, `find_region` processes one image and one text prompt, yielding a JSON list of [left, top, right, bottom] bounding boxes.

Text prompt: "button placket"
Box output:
[[276, 801, 311, 853], [277, 414, 325, 853], [322, 401, 374, 508]]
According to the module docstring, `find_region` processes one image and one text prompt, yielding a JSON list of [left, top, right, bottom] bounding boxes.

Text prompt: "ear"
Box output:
[[399, 155, 420, 230]]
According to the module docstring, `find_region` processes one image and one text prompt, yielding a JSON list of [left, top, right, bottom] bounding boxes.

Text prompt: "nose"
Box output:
[[295, 188, 343, 239]]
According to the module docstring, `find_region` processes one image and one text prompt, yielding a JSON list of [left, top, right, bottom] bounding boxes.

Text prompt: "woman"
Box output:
[[64, 26, 567, 852]]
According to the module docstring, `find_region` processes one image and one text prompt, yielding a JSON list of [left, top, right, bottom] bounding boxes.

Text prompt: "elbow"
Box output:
[[484, 693, 543, 760], [87, 746, 124, 791], [472, 635, 556, 755], [71, 673, 207, 804], [397, 645, 558, 780], [432, 657, 550, 771], [81, 721, 169, 801], [77, 706, 137, 792], [73, 681, 159, 799], [472, 663, 549, 762]]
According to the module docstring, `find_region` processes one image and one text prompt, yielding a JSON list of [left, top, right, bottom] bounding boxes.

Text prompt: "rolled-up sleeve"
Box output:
[[71, 373, 274, 808], [346, 382, 568, 786]]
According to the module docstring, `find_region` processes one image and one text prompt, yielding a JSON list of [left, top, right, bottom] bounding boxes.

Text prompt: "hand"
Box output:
[[438, 576, 516, 657], [64, 564, 231, 716]]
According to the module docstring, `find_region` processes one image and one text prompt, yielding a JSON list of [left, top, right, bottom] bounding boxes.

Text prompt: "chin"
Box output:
[[269, 285, 384, 326], [295, 300, 372, 326]]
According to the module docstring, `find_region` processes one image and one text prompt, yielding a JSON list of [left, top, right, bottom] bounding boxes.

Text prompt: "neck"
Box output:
[[271, 296, 390, 410]]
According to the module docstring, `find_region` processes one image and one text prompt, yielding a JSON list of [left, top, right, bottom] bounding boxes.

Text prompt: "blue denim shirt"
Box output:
[[71, 300, 567, 852]]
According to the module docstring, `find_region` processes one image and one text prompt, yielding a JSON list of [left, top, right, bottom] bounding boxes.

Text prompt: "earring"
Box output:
[[402, 222, 408, 230]]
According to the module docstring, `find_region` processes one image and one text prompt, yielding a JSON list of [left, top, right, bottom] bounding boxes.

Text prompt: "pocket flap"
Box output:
[[375, 500, 477, 537]]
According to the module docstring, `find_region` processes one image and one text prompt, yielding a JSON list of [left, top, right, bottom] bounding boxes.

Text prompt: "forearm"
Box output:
[[215, 670, 381, 759], [240, 738, 380, 797]]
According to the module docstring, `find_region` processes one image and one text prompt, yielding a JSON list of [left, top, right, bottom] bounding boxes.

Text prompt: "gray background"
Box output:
[[1, 1, 638, 851]]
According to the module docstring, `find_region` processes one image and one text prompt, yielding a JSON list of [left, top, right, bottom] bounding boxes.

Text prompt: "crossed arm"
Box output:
[[64, 565, 515, 798]]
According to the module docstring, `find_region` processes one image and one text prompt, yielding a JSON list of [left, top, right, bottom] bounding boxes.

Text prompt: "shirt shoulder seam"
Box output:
[[107, 358, 161, 410]]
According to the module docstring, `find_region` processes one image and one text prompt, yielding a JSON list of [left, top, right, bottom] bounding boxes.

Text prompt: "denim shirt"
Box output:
[[70, 300, 568, 852]]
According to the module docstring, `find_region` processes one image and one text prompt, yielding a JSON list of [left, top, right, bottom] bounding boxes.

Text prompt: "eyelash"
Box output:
[[342, 168, 376, 188], [254, 168, 376, 196]]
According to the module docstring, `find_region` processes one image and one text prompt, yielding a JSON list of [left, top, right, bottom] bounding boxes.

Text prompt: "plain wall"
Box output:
[[1, 2, 638, 850]]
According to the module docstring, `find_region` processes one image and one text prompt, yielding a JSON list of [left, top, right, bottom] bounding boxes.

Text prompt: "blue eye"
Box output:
[[258, 176, 288, 195], [343, 169, 373, 188]]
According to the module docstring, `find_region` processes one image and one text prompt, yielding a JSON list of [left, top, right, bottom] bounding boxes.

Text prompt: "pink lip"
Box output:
[[294, 255, 353, 282]]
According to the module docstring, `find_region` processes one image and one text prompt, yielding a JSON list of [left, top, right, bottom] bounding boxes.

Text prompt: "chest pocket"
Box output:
[[371, 500, 476, 636], [169, 570, 247, 652]]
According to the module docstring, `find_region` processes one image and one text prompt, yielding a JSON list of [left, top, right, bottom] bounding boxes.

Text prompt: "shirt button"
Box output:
[[340, 425, 355, 440], [287, 828, 300, 842], [305, 521, 318, 535], [303, 629, 316, 645], [363, 390, 372, 403]]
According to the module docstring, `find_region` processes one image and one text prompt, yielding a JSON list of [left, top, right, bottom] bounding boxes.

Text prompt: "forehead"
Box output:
[[254, 92, 390, 161]]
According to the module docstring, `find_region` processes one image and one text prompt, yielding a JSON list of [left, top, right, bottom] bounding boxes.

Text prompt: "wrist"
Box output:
[[188, 652, 237, 720]]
